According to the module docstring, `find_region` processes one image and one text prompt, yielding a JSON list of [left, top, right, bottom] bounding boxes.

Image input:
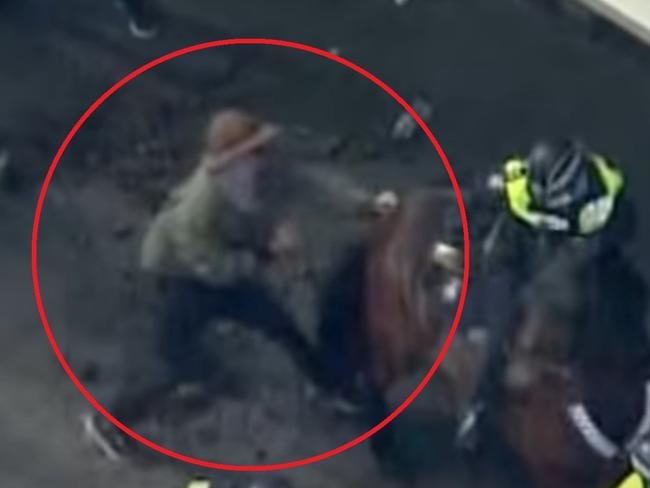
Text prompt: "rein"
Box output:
[[568, 381, 650, 461]]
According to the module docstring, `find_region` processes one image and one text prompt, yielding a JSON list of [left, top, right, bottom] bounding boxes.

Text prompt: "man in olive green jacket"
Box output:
[[84, 109, 314, 460]]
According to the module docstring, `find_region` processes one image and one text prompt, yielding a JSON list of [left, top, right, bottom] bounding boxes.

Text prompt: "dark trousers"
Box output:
[[316, 245, 366, 393], [113, 276, 318, 424], [158, 277, 318, 381]]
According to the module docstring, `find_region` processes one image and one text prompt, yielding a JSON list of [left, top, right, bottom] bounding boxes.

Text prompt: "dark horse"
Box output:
[[499, 242, 650, 488], [421, 236, 650, 487]]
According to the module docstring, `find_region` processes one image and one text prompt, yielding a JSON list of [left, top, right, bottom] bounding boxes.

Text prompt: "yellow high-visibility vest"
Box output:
[[615, 471, 647, 488], [577, 155, 624, 235], [502, 154, 624, 235], [503, 157, 562, 230]]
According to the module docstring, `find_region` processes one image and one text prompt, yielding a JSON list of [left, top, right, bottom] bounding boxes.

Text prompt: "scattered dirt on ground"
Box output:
[[2, 1, 650, 487]]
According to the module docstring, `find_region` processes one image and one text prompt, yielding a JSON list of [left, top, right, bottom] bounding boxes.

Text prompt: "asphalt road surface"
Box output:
[[1, 1, 650, 487]]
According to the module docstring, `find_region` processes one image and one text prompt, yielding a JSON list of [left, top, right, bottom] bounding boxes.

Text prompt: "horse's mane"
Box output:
[[526, 244, 650, 375], [582, 249, 650, 372], [516, 244, 650, 445]]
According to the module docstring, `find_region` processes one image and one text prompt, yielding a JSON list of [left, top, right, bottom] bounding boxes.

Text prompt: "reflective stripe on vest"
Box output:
[[577, 155, 624, 235], [615, 471, 647, 488]]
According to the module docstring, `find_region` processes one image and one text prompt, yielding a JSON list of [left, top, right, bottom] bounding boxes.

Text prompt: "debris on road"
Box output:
[[390, 96, 434, 141], [0, 150, 13, 191]]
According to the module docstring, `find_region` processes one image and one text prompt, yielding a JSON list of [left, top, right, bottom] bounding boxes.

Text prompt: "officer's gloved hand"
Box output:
[[486, 172, 505, 194], [538, 214, 570, 232]]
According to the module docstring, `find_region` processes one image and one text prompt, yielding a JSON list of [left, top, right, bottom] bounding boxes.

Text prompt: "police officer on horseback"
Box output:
[[456, 139, 630, 449], [502, 140, 625, 240]]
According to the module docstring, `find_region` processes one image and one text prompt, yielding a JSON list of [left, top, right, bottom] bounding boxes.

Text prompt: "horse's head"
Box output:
[[362, 187, 466, 388]]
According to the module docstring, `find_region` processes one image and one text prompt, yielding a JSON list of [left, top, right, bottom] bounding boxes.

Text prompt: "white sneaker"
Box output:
[[81, 412, 123, 462]]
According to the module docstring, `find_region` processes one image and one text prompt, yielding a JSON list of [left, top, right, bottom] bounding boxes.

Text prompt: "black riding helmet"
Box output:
[[527, 140, 595, 212]]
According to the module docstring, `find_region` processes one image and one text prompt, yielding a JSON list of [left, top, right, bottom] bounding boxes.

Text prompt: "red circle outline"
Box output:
[[31, 38, 470, 471]]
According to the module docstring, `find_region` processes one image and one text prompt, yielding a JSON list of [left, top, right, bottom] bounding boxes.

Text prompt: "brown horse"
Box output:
[[316, 186, 466, 409], [360, 188, 465, 395], [322, 186, 472, 470]]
